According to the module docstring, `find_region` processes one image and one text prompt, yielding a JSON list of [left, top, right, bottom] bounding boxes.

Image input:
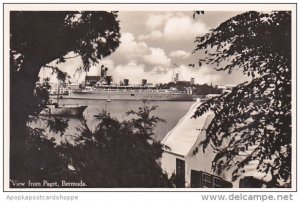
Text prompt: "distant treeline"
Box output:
[[158, 82, 222, 95]]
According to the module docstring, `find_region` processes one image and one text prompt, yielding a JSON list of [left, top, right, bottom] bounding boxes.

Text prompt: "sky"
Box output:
[[40, 11, 250, 85]]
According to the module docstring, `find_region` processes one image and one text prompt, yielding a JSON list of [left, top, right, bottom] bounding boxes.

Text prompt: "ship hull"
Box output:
[[50, 106, 87, 116], [69, 91, 193, 101], [41, 105, 87, 116]]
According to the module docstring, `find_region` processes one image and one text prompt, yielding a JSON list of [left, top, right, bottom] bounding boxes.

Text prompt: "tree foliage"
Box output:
[[10, 12, 172, 188], [192, 11, 291, 187], [11, 106, 173, 188], [63, 106, 172, 187], [10, 11, 121, 182], [11, 11, 120, 71], [11, 11, 120, 120]]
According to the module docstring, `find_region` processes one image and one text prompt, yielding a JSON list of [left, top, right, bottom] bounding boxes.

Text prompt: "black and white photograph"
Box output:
[[3, 3, 296, 191]]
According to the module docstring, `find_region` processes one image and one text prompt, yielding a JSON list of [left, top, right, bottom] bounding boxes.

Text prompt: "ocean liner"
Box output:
[[67, 64, 193, 101], [69, 85, 193, 101]]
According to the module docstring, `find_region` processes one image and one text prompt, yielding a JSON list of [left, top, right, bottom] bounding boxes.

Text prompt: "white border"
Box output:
[[3, 3, 297, 192]]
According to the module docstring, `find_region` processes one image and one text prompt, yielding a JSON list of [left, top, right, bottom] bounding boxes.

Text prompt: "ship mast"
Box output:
[[171, 63, 178, 83], [84, 71, 87, 87], [56, 81, 60, 105]]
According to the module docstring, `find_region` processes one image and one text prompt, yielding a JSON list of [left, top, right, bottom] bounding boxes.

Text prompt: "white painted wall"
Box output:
[[160, 146, 218, 187], [161, 146, 269, 188], [161, 148, 238, 188], [160, 151, 184, 178]]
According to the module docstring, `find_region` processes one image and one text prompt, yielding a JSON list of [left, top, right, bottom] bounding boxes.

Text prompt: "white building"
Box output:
[[66, 82, 80, 90], [160, 101, 282, 188], [206, 93, 221, 99], [217, 84, 235, 94]]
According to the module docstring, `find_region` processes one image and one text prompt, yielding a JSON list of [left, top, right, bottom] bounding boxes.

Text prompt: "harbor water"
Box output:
[[32, 99, 195, 143]]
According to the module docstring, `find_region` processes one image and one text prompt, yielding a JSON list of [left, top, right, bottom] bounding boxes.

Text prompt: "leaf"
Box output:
[[191, 11, 292, 186]]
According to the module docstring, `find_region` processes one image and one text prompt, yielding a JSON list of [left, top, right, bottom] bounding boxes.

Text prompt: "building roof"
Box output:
[[161, 101, 214, 158], [161, 101, 288, 186]]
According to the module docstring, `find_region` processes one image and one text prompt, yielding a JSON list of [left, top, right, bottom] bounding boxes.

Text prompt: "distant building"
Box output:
[[123, 79, 129, 86], [174, 73, 179, 83], [49, 84, 69, 95], [141, 79, 147, 86], [177, 81, 190, 86], [190, 78, 195, 85], [216, 84, 235, 94], [147, 83, 154, 86], [66, 82, 80, 90], [206, 94, 221, 99], [185, 87, 193, 95]]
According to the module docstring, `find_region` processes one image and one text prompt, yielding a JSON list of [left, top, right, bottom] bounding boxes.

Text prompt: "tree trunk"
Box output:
[[10, 59, 41, 180]]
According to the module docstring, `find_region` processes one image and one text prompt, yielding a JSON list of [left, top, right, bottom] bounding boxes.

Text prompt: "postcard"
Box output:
[[3, 3, 297, 192]]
